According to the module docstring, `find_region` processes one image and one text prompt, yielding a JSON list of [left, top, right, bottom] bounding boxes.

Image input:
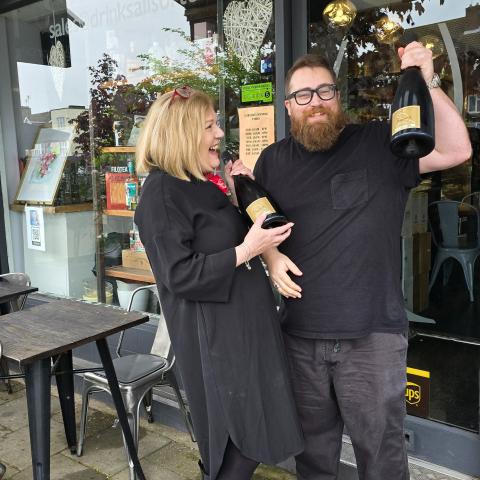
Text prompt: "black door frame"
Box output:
[[274, 0, 308, 140]]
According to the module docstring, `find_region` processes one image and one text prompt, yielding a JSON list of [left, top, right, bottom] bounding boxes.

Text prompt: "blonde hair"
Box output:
[[136, 89, 214, 181]]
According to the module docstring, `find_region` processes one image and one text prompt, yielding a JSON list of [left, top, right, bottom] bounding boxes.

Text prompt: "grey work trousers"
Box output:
[[283, 332, 409, 480]]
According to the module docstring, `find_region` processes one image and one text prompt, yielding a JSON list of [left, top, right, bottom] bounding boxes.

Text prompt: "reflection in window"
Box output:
[[308, 0, 480, 433]]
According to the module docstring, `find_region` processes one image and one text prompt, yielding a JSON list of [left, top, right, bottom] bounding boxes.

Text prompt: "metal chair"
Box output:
[[77, 285, 195, 480], [428, 200, 480, 302], [0, 273, 31, 393], [461, 192, 480, 210]]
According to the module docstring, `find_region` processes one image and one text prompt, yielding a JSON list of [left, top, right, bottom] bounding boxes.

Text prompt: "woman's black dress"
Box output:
[[134, 170, 303, 479]]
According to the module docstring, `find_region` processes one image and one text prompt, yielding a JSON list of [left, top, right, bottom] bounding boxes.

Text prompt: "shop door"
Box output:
[[292, 0, 480, 476]]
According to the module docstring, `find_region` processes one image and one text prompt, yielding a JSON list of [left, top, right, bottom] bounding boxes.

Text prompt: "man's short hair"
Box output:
[[285, 54, 337, 96]]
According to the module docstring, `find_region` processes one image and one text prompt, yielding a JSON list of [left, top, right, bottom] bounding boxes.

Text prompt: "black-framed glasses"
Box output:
[[286, 84, 337, 105]]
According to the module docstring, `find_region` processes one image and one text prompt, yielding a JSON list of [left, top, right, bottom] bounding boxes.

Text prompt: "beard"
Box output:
[[290, 106, 347, 152]]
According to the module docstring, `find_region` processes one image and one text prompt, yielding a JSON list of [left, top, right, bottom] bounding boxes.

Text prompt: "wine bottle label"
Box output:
[[391, 105, 421, 135], [246, 197, 276, 222]]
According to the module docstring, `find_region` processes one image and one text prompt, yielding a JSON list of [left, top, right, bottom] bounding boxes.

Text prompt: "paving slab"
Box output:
[[0, 383, 25, 406], [111, 460, 187, 480], [75, 421, 171, 476], [52, 404, 117, 440], [253, 465, 296, 480], [1, 462, 19, 480], [0, 419, 72, 471], [0, 423, 11, 440], [144, 441, 202, 479], [9, 452, 107, 480], [0, 394, 61, 433]]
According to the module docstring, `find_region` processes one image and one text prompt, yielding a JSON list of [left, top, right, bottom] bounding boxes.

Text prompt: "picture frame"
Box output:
[[15, 127, 73, 205]]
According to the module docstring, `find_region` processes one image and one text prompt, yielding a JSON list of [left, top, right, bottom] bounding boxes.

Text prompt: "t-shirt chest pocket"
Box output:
[[330, 169, 369, 210]]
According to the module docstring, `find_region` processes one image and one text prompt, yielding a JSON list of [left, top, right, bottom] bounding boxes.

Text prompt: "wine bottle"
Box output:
[[222, 151, 288, 229], [390, 66, 435, 159]]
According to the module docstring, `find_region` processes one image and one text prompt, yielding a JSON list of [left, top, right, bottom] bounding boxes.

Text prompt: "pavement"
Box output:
[[0, 380, 295, 479], [0, 380, 476, 480]]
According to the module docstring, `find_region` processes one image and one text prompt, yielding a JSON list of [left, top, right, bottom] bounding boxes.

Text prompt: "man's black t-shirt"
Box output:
[[254, 121, 421, 339]]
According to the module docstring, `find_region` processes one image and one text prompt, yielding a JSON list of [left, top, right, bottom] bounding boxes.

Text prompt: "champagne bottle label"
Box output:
[[391, 105, 421, 135], [246, 197, 276, 222]]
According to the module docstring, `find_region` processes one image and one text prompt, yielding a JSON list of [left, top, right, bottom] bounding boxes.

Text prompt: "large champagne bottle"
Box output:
[[390, 66, 435, 159], [222, 152, 288, 229]]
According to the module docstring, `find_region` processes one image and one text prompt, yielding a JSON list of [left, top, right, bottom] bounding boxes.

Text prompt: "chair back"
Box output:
[[150, 312, 172, 361], [115, 284, 174, 362], [0, 273, 31, 310], [461, 192, 480, 210], [428, 200, 480, 249]]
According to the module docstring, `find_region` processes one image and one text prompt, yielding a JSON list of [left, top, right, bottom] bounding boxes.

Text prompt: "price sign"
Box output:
[[238, 105, 275, 170]]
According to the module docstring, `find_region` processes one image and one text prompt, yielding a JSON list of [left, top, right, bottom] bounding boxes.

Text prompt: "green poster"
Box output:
[[241, 82, 273, 103]]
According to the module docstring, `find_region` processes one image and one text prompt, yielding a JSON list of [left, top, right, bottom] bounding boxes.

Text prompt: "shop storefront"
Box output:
[[0, 0, 479, 476]]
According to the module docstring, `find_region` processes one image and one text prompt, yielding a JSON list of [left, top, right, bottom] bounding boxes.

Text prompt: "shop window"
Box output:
[[1, 0, 276, 307], [308, 0, 479, 435]]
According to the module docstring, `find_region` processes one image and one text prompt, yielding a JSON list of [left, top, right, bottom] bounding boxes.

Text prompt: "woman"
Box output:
[[134, 87, 303, 479]]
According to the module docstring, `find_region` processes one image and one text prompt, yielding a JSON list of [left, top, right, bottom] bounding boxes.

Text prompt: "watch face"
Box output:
[[428, 73, 441, 88]]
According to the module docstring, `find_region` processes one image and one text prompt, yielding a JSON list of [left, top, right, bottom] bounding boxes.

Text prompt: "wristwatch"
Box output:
[[426, 73, 441, 90]]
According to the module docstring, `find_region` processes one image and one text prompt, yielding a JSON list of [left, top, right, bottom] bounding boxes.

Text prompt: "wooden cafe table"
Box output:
[[0, 299, 149, 480], [0, 280, 38, 311]]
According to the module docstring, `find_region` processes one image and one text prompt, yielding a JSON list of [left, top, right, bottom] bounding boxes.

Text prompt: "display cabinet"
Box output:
[[94, 146, 154, 305]]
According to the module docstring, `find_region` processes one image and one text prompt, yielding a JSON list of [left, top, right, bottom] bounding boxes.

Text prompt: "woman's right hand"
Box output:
[[235, 213, 294, 266]]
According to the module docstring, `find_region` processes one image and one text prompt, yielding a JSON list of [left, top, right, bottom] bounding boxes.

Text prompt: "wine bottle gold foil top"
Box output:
[[246, 197, 276, 222], [391, 105, 421, 135]]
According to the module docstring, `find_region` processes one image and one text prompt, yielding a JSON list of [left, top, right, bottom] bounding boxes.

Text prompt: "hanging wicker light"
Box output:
[[419, 34, 445, 59], [323, 0, 357, 29], [375, 15, 404, 44]]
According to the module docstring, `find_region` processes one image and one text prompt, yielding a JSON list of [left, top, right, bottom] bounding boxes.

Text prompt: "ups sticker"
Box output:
[[406, 368, 430, 418], [405, 382, 421, 405]]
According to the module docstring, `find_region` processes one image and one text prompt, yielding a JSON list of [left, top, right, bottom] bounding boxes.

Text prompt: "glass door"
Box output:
[[302, 0, 480, 475]]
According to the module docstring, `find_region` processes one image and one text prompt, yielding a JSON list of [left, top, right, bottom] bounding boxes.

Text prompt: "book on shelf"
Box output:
[[105, 172, 129, 210]]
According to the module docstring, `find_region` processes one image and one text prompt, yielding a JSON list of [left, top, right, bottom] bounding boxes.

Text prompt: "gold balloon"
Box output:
[[375, 15, 404, 44], [419, 34, 445, 59], [323, 0, 357, 28]]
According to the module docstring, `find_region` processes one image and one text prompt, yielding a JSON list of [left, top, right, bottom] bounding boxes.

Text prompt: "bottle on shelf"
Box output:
[[125, 157, 139, 210], [390, 31, 435, 159], [129, 221, 145, 253], [222, 151, 288, 229]]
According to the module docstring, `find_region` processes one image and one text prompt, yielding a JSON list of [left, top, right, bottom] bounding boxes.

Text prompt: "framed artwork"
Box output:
[[15, 127, 73, 205]]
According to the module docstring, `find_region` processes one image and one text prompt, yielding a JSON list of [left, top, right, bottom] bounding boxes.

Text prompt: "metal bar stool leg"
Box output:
[[142, 388, 154, 423], [77, 383, 95, 457]]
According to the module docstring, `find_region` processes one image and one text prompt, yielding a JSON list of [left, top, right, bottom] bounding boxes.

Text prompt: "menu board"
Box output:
[[238, 105, 275, 170]]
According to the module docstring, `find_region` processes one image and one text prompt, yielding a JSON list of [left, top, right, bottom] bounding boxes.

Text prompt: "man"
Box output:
[[253, 43, 471, 480]]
